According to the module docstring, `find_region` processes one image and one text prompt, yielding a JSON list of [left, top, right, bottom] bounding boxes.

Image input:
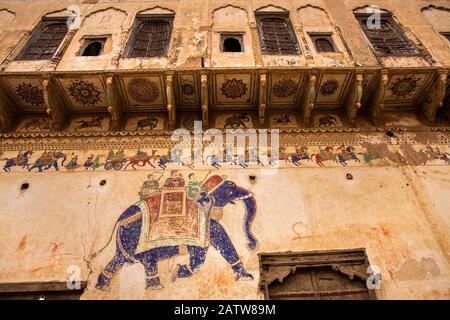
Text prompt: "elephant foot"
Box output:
[[146, 276, 164, 290], [95, 272, 111, 291], [232, 262, 254, 281], [171, 264, 195, 283]]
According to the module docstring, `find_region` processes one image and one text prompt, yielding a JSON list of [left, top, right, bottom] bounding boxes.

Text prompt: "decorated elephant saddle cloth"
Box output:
[[135, 175, 225, 254]]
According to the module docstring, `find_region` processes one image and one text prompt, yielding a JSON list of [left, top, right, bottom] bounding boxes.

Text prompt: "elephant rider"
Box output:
[[164, 170, 185, 187], [139, 174, 162, 201]]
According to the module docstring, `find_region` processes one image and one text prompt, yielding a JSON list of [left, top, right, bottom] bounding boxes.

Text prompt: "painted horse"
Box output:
[[336, 145, 360, 166], [2, 150, 33, 172], [94, 175, 258, 290], [28, 151, 67, 172], [288, 147, 313, 166]]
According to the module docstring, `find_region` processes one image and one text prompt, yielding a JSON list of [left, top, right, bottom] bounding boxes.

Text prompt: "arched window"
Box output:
[[355, 13, 420, 56], [221, 36, 243, 52], [127, 17, 173, 58], [315, 38, 334, 52], [256, 15, 299, 55], [82, 41, 103, 56], [17, 21, 68, 60]]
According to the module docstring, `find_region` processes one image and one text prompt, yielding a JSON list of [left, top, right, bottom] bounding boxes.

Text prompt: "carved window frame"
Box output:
[[258, 248, 378, 300], [15, 17, 69, 61], [220, 32, 245, 52], [124, 14, 174, 58], [77, 35, 110, 57], [354, 12, 422, 57], [309, 32, 338, 53], [255, 12, 300, 55]]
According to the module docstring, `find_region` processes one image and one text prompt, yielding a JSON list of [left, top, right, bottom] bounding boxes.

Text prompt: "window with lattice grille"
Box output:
[[126, 16, 173, 58], [16, 20, 68, 61], [355, 13, 421, 56], [256, 14, 299, 55]]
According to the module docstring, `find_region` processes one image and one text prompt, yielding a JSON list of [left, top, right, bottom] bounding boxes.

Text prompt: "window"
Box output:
[[126, 15, 174, 58], [255, 13, 299, 55], [220, 33, 243, 52], [309, 33, 337, 53], [259, 249, 378, 300], [16, 18, 68, 61], [78, 36, 107, 57], [355, 13, 421, 56], [0, 281, 86, 300]]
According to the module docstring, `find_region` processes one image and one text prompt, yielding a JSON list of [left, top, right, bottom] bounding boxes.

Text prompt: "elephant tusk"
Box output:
[[237, 193, 254, 200]]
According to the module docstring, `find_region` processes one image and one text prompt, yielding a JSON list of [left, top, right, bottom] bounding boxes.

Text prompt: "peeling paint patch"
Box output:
[[396, 258, 440, 281]]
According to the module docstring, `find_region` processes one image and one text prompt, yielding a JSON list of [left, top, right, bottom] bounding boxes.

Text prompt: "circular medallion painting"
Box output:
[[127, 78, 160, 104], [68, 81, 101, 105], [320, 79, 339, 96], [220, 78, 248, 99], [272, 78, 298, 98], [15, 83, 45, 106]]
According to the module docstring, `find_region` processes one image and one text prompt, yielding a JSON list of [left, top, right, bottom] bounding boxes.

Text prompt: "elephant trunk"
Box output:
[[238, 193, 258, 251]]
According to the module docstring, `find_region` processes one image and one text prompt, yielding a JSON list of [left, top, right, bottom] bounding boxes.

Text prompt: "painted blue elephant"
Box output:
[[93, 178, 258, 290]]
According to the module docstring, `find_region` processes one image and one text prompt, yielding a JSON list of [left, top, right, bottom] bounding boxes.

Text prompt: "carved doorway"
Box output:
[[259, 249, 378, 300]]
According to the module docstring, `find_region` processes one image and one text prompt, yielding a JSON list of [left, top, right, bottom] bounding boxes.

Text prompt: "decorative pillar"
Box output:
[[201, 73, 209, 130], [346, 73, 364, 126], [166, 73, 176, 130], [42, 74, 66, 131], [371, 70, 389, 126], [302, 72, 317, 126], [258, 72, 267, 127], [421, 70, 448, 125], [106, 74, 123, 131], [0, 91, 15, 132]]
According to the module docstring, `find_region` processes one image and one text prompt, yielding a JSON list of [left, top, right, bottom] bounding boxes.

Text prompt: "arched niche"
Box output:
[[298, 5, 332, 28], [212, 5, 248, 30], [0, 9, 15, 29], [421, 5, 450, 31], [138, 6, 175, 16], [81, 7, 128, 31]]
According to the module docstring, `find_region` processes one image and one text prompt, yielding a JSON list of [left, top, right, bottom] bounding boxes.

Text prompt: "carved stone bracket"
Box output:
[[106, 74, 123, 131], [258, 72, 267, 127], [201, 73, 209, 130], [46, 29, 78, 71], [371, 70, 389, 125], [346, 73, 364, 126], [166, 73, 176, 130], [421, 70, 448, 124], [0, 88, 15, 132], [42, 74, 67, 131], [301, 72, 317, 126]]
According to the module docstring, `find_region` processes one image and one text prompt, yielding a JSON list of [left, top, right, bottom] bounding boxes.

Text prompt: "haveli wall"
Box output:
[[0, 0, 449, 300]]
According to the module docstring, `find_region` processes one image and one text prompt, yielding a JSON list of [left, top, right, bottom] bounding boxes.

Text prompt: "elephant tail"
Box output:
[[89, 219, 120, 260]]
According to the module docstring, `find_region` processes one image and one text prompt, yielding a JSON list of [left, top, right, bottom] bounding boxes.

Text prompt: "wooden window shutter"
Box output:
[[356, 14, 420, 56], [19, 22, 68, 60], [315, 38, 335, 52], [257, 16, 299, 55], [128, 18, 173, 58]]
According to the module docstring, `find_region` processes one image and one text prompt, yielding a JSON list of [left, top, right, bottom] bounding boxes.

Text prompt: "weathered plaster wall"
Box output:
[[0, 136, 449, 299], [1, 0, 449, 70]]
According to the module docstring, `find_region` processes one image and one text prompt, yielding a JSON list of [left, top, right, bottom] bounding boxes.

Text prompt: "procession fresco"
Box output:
[[1, 143, 450, 174]]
